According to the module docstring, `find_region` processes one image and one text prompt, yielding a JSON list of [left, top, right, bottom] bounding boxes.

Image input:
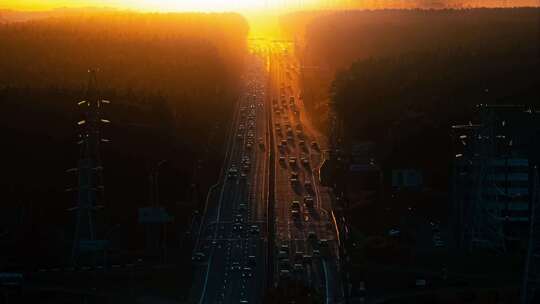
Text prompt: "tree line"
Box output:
[[0, 12, 249, 269], [292, 8, 540, 189]]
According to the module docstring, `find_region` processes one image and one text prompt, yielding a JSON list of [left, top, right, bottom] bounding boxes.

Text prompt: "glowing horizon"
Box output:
[[0, 0, 328, 13], [3, 1, 538, 13]]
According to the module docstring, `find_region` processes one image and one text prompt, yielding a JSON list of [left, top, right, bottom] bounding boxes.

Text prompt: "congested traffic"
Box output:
[[192, 55, 268, 304], [269, 46, 341, 303]]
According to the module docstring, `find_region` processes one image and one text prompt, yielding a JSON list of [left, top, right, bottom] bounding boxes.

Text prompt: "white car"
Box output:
[[388, 228, 400, 237]]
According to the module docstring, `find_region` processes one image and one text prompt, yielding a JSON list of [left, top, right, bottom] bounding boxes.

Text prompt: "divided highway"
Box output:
[[191, 48, 343, 303]]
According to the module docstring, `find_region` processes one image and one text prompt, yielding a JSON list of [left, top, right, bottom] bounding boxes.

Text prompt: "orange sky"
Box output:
[[3, 1, 538, 12], [1, 0, 324, 12]]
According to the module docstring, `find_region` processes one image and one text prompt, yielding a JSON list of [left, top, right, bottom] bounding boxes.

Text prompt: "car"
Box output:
[[302, 255, 313, 263], [291, 200, 301, 210], [299, 140, 305, 146], [192, 252, 205, 262], [227, 167, 238, 179], [235, 214, 243, 223], [434, 240, 445, 248], [238, 203, 247, 212], [233, 223, 243, 232], [280, 244, 289, 253], [279, 259, 290, 270], [293, 263, 304, 272], [286, 127, 293, 135], [288, 157, 297, 166], [242, 266, 253, 278], [304, 196, 314, 208], [279, 269, 291, 279], [249, 225, 259, 234], [388, 228, 400, 237], [311, 141, 318, 149], [415, 278, 427, 288], [231, 262, 241, 271], [291, 209, 300, 218], [248, 255, 257, 267], [313, 249, 320, 256], [290, 172, 299, 184]]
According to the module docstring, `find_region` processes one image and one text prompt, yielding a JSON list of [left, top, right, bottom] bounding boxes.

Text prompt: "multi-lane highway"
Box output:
[[192, 55, 269, 304], [192, 46, 343, 303], [268, 45, 343, 304]]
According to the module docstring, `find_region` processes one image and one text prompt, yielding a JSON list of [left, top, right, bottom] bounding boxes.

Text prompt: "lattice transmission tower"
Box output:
[[69, 69, 111, 265], [452, 106, 516, 252]]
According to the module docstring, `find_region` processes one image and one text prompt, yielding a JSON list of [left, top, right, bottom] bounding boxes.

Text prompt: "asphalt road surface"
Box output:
[[192, 49, 343, 303], [268, 45, 344, 304], [192, 55, 269, 304]]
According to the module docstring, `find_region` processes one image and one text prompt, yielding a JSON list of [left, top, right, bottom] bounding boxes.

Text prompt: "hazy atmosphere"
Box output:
[[0, 1, 539, 304]]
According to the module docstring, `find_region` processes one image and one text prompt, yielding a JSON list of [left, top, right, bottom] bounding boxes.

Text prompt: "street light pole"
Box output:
[[153, 159, 167, 264]]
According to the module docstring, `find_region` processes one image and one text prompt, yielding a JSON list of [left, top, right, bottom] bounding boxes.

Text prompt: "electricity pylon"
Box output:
[[69, 69, 111, 265]]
